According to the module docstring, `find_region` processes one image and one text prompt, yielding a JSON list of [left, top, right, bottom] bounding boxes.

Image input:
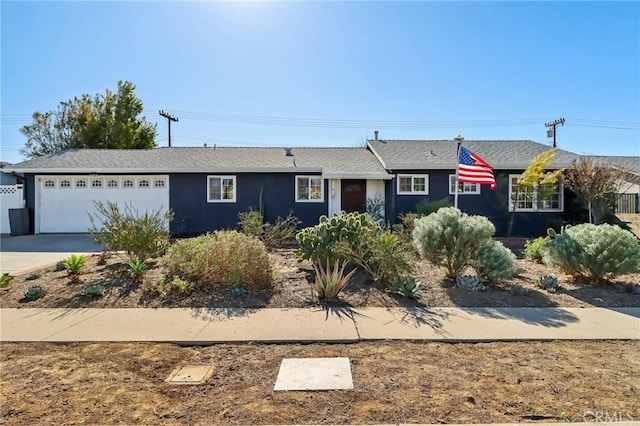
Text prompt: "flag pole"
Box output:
[[453, 135, 463, 209]]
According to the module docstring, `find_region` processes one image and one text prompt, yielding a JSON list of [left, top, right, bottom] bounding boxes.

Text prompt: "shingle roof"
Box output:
[[585, 155, 640, 175], [3, 147, 391, 179], [367, 139, 581, 170]]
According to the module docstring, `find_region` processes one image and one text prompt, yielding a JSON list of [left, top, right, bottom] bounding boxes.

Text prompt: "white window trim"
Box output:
[[207, 175, 237, 203], [508, 174, 564, 212], [295, 175, 324, 203], [397, 174, 429, 195], [448, 175, 481, 195]]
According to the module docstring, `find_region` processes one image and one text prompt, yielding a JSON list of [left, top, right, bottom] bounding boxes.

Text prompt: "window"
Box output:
[[449, 175, 480, 195], [91, 179, 103, 188], [44, 179, 56, 188], [397, 174, 429, 195], [107, 179, 119, 188], [60, 180, 71, 188], [296, 176, 323, 202], [154, 179, 166, 188], [138, 179, 150, 188], [75, 179, 87, 188], [123, 179, 134, 188], [208, 176, 236, 202], [509, 174, 563, 212]]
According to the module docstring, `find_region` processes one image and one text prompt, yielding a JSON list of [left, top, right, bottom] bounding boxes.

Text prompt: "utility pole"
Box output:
[[545, 118, 565, 148], [159, 110, 179, 147]]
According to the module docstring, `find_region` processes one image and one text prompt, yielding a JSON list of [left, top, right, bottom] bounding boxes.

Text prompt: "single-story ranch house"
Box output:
[[2, 138, 637, 237]]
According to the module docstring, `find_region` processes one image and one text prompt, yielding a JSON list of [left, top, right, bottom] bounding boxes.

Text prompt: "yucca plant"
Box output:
[[312, 260, 357, 300], [63, 254, 87, 275], [388, 277, 420, 299], [128, 260, 148, 283]]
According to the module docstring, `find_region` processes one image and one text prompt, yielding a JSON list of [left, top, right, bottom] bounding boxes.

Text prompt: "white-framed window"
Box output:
[[107, 179, 119, 188], [60, 179, 71, 188], [397, 174, 429, 195], [449, 175, 480, 195], [154, 179, 166, 188], [296, 176, 323, 202], [138, 179, 150, 188], [208, 176, 236, 202], [123, 179, 134, 188], [75, 179, 87, 188], [91, 179, 103, 188], [509, 174, 563, 212], [44, 179, 56, 188]]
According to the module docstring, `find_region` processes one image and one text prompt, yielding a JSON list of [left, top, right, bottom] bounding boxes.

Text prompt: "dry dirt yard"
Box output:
[[1, 247, 639, 424], [1, 341, 638, 425]]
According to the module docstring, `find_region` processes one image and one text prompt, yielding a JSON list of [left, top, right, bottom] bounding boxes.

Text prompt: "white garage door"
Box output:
[[37, 175, 170, 233]]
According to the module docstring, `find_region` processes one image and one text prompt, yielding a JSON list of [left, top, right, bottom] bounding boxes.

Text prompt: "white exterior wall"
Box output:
[[0, 184, 25, 234]]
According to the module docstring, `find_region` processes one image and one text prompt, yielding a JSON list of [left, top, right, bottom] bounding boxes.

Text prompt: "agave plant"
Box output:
[[81, 284, 104, 298], [388, 277, 420, 299], [128, 260, 148, 283], [538, 275, 559, 293], [313, 260, 357, 300], [24, 285, 47, 300], [455, 275, 486, 291]]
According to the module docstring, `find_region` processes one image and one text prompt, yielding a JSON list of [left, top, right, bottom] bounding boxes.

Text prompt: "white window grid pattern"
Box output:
[[0, 187, 18, 194], [397, 174, 429, 195], [107, 179, 119, 188], [91, 179, 103, 188], [295, 176, 324, 202], [60, 180, 71, 188], [509, 175, 563, 212], [448, 175, 480, 195], [154, 179, 165, 188], [208, 176, 236, 202], [44, 180, 56, 188], [138, 179, 150, 188], [75, 179, 87, 188]]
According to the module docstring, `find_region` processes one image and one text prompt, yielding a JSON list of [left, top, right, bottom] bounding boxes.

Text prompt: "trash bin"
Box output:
[[8, 208, 30, 236]]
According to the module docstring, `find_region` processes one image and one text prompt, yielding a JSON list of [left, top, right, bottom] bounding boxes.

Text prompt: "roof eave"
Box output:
[[5, 167, 324, 174]]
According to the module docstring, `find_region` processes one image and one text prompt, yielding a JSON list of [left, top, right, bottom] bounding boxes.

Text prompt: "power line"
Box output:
[[158, 110, 179, 147]]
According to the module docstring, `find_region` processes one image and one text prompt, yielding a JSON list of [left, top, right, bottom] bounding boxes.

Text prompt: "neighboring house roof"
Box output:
[[367, 139, 581, 170], [3, 147, 392, 180], [585, 155, 640, 175]]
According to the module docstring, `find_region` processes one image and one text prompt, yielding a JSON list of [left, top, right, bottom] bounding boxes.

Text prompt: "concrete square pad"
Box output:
[[274, 357, 353, 391], [165, 365, 214, 384]]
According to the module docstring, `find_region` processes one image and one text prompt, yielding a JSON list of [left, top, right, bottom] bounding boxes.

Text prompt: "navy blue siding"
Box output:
[[387, 170, 565, 237], [170, 173, 328, 235]]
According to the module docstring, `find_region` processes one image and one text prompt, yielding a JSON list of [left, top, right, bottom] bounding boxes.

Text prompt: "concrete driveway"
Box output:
[[0, 234, 102, 275]]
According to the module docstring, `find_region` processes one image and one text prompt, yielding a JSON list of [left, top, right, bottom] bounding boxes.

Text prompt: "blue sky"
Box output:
[[1, 1, 639, 164]]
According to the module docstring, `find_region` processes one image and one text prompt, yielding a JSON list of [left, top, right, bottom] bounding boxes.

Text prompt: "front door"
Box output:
[[341, 180, 367, 213]]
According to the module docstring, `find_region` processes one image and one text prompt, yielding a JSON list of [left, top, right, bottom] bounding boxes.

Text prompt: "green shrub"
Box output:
[[524, 236, 550, 263], [163, 231, 273, 290], [312, 260, 356, 300], [471, 240, 518, 284], [416, 198, 451, 215], [392, 212, 423, 249], [543, 223, 640, 283], [145, 276, 194, 297], [0, 273, 13, 289], [412, 207, 495, 278], [238, 209, 300, 248], [89, 201, 174, 262], [295, 212, 377, 266], [25, 272, 41, 281], [336, 226, 413, 285], [63, 254, 88, 275]]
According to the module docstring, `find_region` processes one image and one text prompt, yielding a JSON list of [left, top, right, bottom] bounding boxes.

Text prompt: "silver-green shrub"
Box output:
[[471, 240, 518, 284], [542, 223, 640, 283], [412, 207, 495, 278]]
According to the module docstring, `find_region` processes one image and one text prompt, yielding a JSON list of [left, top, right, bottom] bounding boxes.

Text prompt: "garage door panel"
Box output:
[[38, 175, 170, 233]]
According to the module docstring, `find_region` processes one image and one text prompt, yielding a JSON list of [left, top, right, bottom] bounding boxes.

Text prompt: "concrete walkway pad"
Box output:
[[274, 357, 353, 391], [166, 365, 214, 384]]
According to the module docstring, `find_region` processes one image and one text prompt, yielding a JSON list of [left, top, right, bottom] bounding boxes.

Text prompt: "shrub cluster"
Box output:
[[89, 201, 173, 262], [542, 223, 640, 283], [296, 212, 412, 285], [238, 209, 300, 248], [412, 207, 517, 283], [524, 236, 549, 263], [163, 231, 273, 290]]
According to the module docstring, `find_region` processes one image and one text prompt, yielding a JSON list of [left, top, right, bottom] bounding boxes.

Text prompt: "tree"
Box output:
[[20, 81, 157, 158], [508, 148, 564, 236], [564, 158, 628, 224]]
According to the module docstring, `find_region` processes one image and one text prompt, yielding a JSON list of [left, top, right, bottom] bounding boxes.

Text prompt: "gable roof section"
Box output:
[[585, 155, 640, 175], [367, 139, 580, 170], [3, 147, 391, 179]]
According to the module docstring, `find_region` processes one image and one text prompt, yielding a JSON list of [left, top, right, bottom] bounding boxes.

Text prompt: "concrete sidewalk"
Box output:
[[1, 307, 638, 344]]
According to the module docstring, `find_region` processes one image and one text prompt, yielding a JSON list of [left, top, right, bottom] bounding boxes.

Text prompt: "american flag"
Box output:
[[457, 146, 496, 189]]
